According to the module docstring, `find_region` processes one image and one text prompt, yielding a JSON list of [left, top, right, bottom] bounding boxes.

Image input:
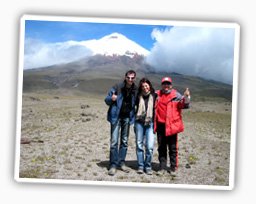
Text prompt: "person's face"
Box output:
[[141, 82, 150, 94], [125, 73, 136, 87], [161, 81, 172, 92]]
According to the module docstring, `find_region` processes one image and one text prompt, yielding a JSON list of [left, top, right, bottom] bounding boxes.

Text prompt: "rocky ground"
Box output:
[[18, 91, 232, 189]]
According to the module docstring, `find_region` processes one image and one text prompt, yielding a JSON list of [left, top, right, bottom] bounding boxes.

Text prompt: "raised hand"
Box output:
[[184, 88, 190, 97], [111, 94, 117, 101]]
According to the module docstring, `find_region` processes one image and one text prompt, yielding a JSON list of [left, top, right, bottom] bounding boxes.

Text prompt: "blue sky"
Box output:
[[25, 20, 168, 50], [23, 18, 238, 84]]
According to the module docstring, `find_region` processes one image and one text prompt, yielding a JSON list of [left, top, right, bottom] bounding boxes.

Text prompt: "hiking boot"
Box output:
[[145, 169, 153, 175], [156, 169, 165, 176], [170, 171, 176, 177], [137, 168, 144, 174], [169, 167, 177, 177], [108, 167, 117, 176], [120, 165, 130, 173]]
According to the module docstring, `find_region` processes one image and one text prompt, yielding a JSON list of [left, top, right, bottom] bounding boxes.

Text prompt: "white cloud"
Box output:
[[24, 38, 92, 69], [146, 26, 235, 84]]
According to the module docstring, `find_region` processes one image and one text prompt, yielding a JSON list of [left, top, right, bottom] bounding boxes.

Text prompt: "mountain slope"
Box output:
[[23, 55, 232, 101]]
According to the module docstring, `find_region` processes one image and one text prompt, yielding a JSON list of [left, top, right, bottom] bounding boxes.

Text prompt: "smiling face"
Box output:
[[141, 82, 151, 94], [125, 73, 136, 87], [161, 81, 172, 92]]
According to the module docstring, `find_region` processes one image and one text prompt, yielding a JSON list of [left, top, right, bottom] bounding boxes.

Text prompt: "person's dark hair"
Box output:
[[125, 70, 136, 77], [138, 77, 155, 95]]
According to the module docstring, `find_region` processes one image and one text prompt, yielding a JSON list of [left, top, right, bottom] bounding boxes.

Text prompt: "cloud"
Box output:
[[24, 38, 92, 69], [146, 26, 235, 84]]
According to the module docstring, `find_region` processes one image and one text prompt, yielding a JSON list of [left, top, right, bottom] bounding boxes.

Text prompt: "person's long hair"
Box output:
[[138, 78, 155, 95]]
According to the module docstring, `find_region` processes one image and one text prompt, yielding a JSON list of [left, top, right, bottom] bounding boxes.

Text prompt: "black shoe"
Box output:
[[169, 167, 176, 177], [170, 166, 176, 172], [156, 169, 165, 176]]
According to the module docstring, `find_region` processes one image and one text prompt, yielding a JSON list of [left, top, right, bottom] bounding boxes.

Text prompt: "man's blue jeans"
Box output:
[[134, 122, 155, 171], [109, 117, 130, 169]]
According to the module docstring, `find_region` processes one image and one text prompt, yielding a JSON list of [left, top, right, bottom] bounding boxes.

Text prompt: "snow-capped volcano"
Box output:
[[81, 32, 150, 57], [24, 32, 150, 69]]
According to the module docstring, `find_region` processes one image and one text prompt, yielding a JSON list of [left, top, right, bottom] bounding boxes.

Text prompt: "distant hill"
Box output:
[[23, 55, 232, 102]]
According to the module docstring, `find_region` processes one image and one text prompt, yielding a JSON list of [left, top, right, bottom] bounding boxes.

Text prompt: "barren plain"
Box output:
[[18, 90, 232, 188]]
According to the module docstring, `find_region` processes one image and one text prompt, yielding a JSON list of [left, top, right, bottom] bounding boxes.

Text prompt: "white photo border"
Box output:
[[15, 14, 240, 191]]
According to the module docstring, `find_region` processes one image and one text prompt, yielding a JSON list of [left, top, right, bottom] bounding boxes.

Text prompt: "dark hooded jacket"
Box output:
[[105, 81, 137, 124]]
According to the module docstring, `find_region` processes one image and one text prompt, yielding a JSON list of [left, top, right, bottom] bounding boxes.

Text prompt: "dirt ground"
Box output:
[[17, 92, 232, 189]]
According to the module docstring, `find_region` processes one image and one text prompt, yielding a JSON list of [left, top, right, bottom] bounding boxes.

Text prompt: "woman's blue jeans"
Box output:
[[109, 117, 130, 169], [134, 122, 155, 171]]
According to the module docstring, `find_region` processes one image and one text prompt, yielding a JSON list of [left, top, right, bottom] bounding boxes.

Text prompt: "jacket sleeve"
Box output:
[[180, 97, 190, 109], [104, 87, 116, 106], [176, 92, 190, 109]]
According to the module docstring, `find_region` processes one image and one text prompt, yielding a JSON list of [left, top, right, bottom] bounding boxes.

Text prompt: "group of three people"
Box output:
[[104, 70, 190, 176]]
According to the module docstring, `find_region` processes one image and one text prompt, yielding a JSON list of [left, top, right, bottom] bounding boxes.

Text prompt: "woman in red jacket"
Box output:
[[154, 76, 190, 176]]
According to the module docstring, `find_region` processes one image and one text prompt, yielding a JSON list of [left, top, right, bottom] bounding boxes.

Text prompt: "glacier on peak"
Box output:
[[81, 32, 150, 57]]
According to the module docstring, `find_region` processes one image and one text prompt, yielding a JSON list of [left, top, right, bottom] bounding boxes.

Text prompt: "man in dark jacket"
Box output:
[[105, 70, 137, 176]]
